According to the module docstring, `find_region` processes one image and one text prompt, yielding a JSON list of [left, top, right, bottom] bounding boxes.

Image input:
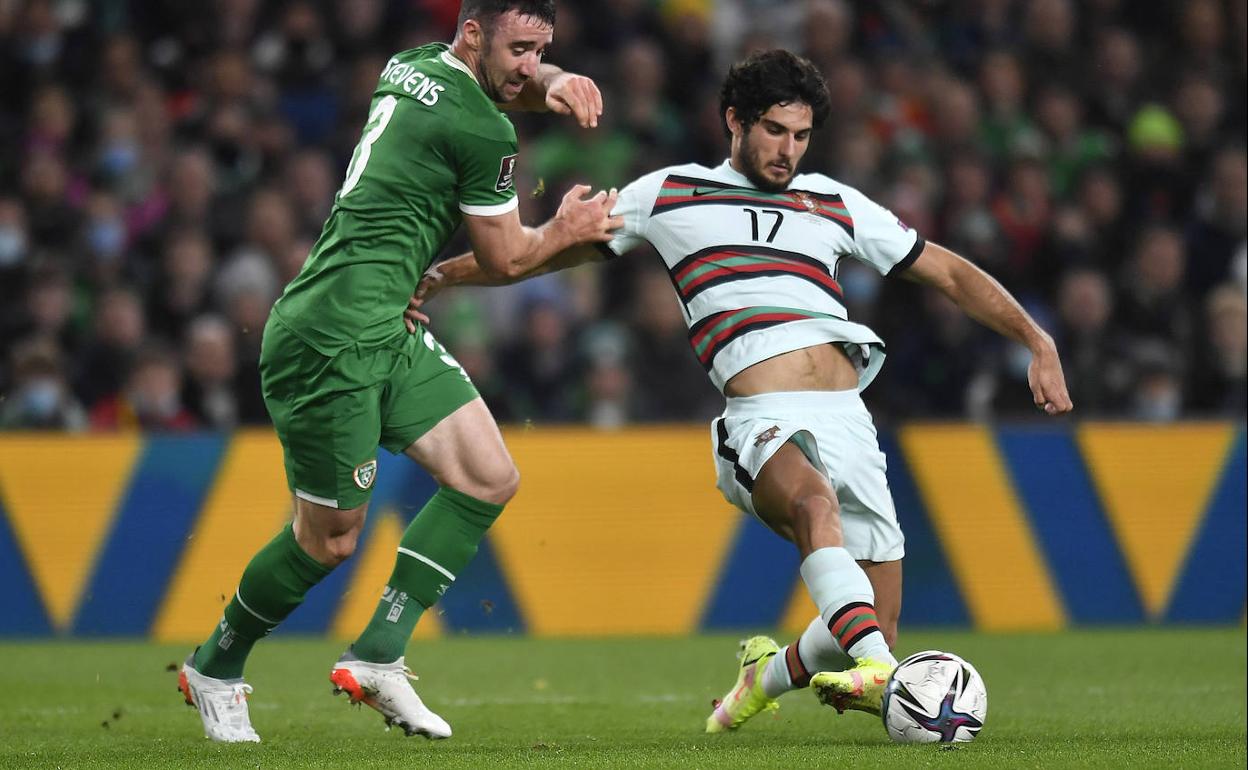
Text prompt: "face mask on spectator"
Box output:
[[131, 391, 179, 420], [1135, 384, 1181, 421], [0, 227, 26, 267], [24, 37, 61, 67], [21, 379, 62, 418], [88, 220, 126, 260], [100, 142, 140, 176]]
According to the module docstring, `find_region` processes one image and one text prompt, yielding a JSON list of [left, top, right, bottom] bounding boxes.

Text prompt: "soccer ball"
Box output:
[[880, 650, 987, 744]]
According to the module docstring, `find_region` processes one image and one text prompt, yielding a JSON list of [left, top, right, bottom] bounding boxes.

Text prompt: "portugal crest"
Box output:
[[353, 459, 378, 490], [753, 425, 782, 447], [793, 191, 819, 213]]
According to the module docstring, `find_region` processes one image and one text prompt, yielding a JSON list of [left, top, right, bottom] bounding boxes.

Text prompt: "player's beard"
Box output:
[[476, 61, 507, 102], [737, 133, 795, 192]]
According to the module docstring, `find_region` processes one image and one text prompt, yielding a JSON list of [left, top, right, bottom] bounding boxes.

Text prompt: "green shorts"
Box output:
[[259, 316, 478, 510]]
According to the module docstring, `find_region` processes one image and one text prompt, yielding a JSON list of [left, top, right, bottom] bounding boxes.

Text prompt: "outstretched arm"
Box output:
[[501, 63, 603, 128], [903, 241, 1073, 415], [403, 243, 607, 331], [463, 184, 619, 281]]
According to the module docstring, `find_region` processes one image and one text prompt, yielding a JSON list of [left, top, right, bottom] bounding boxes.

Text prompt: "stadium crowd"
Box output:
[[0, 0, 1244, 431]]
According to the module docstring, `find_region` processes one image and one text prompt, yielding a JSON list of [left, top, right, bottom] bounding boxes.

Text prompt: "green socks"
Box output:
[[193, 523, 332, 679], [351, 487, 504, 663]]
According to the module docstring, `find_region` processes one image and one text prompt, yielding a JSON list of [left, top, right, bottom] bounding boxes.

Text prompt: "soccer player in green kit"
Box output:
[[177, 0, 621, 743]]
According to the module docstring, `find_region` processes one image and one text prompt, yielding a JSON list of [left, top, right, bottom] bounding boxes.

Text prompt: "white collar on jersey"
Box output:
[[440, 48, 479, 84]]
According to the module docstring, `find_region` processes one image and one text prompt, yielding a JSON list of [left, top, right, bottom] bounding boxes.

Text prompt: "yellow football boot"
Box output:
[[705, 636, 781, 733], [810, 658, 894, 717]]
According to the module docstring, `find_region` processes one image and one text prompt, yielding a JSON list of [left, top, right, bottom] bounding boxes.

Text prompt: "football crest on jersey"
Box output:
[[353, 459, 378, 490], [753, 425, 782, 447], [794, 191, 819, 214]]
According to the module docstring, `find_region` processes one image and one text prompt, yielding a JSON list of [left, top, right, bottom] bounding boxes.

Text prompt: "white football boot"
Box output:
[[178, 655, 261, 743], [330, 650, 452, 739]]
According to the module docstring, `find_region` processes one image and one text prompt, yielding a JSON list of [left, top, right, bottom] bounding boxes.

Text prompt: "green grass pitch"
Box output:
[[2, 628, 1243, 769]]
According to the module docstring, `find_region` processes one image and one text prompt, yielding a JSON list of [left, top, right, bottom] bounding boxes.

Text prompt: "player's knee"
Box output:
[[477, 462, 520, 505], [789, 493, 842, 545], [320, 533, 359, 566], [297, 528, 359, 568], [790, 493, 839, 527]]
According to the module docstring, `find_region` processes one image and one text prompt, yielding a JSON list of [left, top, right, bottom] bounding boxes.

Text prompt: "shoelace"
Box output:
[[229, 683, 254, 704]]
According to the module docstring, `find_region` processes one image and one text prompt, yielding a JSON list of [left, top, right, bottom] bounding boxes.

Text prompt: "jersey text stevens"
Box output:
[[380, 57, 444, 106]]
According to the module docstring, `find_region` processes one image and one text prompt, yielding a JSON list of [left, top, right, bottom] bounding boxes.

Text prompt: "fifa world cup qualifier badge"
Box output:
[[496, 154, 518, 192], [353, 459, 377, 490]]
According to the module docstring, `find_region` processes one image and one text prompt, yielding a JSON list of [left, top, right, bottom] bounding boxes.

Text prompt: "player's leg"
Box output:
[[350, 328, 515, 665], [743, 440, 892, 712], [752, 440, 895, 667], [859, 559, 902, 650], [349, 397, 516, 665], [808, 403, 907, 715], [762, 559, 901, 701], [180, 319, 381, 742], [333, 330, 510, 739]]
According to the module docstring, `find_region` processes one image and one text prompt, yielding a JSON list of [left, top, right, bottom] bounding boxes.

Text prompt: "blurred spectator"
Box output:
[[1033, 84, 1115, 197], [18, 264, 77, 354], [1117, 226, 1193, 350], [1053, 268, 1134, 414], [73, 285, 146, 409], [1087, 27, 1143, 131], [991, 155, 1052, 290], [880, 289, 989, 418], [581, 325, 635, 429], [1188, 284, 1248, 416], [89, 344, 197, 431], [183, 314, 240, 429], [498, 294, 582, 422], [628, 267, 721, 422], [1128, 341, 1186, 422], [283, 148, 337, 235], [1186, 147, 1248, 296], [148, 229, 215, 343], [0, 339, 87, 431], [0, 198, 32, 328], [977, 50, 1034, 161]]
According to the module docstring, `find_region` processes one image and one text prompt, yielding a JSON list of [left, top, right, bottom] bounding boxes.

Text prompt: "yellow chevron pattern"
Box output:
[[0, 425, 1241, 638], [899, 425, 1065, 630], [152, 432, 292, 641], [1079, 423, 1235, 618], [490, 427, 739, 636], [0, 434, 139, 630]]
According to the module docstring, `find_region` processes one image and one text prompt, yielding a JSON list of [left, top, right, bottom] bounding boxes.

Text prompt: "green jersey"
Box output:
[[272, 43, 519, 355]]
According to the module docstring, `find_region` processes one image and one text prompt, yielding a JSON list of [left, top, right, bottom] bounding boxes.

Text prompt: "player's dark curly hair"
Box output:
[[458, 1, 556, 33], [719, 50, 831, 138]]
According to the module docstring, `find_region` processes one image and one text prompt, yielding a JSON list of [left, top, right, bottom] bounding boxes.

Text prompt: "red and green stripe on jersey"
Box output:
[[827, 601, 883, 654], [651, 175, 854, 237], [671, 244, 843, 305], [688, 306, 840, 370]]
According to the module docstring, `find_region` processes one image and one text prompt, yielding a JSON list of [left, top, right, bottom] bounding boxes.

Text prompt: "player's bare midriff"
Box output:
[[724, 342, 859, 396]]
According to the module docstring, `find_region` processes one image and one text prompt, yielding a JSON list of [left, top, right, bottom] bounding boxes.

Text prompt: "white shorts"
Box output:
[[710, 390, 905, 562]]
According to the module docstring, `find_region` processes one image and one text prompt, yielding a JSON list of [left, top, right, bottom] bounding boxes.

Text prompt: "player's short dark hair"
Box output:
[[719, 49, 831, 138], [457, 0, 556, 35]]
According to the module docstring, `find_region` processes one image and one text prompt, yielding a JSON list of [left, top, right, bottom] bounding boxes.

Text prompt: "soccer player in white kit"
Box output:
[[408, 49, 1073, 731]]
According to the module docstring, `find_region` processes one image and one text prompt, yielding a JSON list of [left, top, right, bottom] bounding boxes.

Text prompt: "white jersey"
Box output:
[[604, 160, 925, 392]]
